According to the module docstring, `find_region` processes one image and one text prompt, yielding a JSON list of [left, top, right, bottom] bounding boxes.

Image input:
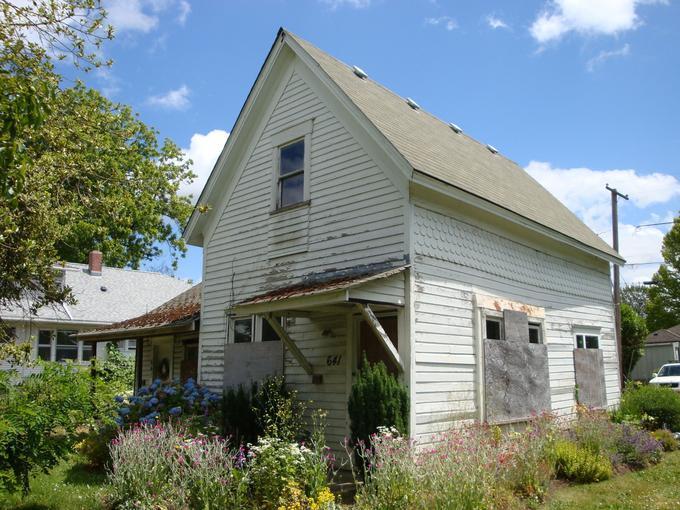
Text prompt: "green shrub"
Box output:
[[348, 358, 409, 447], [251, 376, 306, 442], [552, 440, 613, 484], [651, 429, 679, 451], [0, 363, 95, 494], [619, 384, 680, 430], [222, 383, 261, 445]]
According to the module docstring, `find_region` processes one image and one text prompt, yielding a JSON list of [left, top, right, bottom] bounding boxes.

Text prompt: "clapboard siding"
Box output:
[[200, 65, 407, 388], [284, 313, 349, 450], [412, 206, 618, 443]]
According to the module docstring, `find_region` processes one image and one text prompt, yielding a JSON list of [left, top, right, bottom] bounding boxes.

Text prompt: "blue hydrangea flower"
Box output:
[[114, 395, 125, 403], [138, 386, 149, 395], [149, 397, 159, 406], [115, 416, 124, 426], [153, 378, 162, 386], [164, 386, 176, 396], [169, 406, 182, 416], [118, 407, 131, 416], [144, 400, 153, 409]]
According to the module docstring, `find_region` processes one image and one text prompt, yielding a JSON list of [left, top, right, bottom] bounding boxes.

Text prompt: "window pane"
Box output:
[[38, 330, 52, 360], [234, 318, 253, 343], [529, 325, 541, 344], [585, 335, 599, 349], [261, 318, 280, 342], [279, 173, 304, 207], [280, 140, 304, 175], [485, 319, 501, 340], [575, 335, 584, 349], [82, 342, 94, 361], [128, 339, 137, 350], [56, 330, 77, 361]]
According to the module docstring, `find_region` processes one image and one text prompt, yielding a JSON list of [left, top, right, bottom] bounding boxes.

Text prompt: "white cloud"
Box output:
[[586, 43, 631, 71], [487, 15, 509, 30], [529, 0, 667, 44], [525, 161, 680, 282], [181, 130, 229, 202], [104, 0, 191, 33], [425, 16, 458, 31], [320, 0, 371, 9], [147, 84, 191, 110]]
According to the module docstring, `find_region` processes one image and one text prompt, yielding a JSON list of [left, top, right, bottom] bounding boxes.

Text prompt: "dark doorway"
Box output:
[[181, 341, 199, 382], [358, 315, 399, 375]]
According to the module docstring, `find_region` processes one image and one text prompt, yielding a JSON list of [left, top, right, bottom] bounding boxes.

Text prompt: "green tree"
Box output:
[[621, 303, 648, 380], [646, 216, 680, 332], [621, 284, 649, 319]]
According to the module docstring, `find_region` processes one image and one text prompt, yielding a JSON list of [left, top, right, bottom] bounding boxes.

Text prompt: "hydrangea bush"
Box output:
[[114, 378, 222, 432]]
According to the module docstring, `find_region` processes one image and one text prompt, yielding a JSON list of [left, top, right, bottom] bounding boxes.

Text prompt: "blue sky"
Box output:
[[86, 0, 679, 285]]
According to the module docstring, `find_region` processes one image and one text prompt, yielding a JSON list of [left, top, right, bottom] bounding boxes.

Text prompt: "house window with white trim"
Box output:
[[529, 322, 542, 344], [56, 330, 78, 361], [485, 317, 503, 340], [231, 316, 282, 343], [277, 139, 305, 208], [575, 332, 600, 349], [37, 330, 52, 360]]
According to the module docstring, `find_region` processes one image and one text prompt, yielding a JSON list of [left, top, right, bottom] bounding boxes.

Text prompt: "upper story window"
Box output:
[[278, 139, 305, 208], [233, 317, 254, 343], [484, 314, 544, 344], [529, 322, 542, 344], [485, 317, 503, 340]]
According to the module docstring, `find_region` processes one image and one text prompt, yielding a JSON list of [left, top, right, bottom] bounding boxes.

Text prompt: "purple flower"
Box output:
[[169, 406, 183, 416]]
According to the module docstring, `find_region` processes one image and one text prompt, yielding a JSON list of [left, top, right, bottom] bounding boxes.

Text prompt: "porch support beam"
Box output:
[[356, 304, 403, 372], [262, 313, 314, 376]]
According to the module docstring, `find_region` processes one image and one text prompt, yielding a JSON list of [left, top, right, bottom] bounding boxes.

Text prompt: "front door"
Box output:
[[152, 337, 173, 383], [180, 342, 199, 383], [358, 315, 399, 375]]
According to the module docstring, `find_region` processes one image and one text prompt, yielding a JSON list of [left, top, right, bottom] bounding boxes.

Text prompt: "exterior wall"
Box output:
[[412, 206, 618, 443], [223, 342, 283, 388], [139, 335, 185, 388], [199, 61, 407, 390]]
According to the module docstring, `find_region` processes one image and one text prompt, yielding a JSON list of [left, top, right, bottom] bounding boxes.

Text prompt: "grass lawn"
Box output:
[[545, 450, 680, 510], [0, 456, 106, 510]]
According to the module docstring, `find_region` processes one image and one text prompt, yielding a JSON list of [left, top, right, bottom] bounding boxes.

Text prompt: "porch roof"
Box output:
[[76, 284, 202, 342], [233, 265, 408, 315]]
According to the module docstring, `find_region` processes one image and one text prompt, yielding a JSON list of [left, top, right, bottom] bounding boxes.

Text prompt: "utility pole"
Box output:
[[606, 184, 629, 390]]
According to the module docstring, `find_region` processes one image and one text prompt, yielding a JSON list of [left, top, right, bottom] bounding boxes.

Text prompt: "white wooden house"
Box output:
[[184, 29, 624, 446]]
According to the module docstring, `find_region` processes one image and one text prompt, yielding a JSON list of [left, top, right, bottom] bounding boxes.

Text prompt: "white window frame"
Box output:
[[229, 315, 283, 344], [35, 329, 91, 363], [270, 120, 312, 212], [573, 327, 601, 349], [483, 312, 504, 340], [529, 320, 544, 345]]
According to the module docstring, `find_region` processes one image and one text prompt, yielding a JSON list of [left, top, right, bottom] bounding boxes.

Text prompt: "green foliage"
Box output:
[[646, 216, 680, 332], [348, 359, 409, 446], [621, 303, 649, 380], [96, 343, 134, 391], [252, 376, 306, 442], [620, 384, 680, 431], [0, 0, 112, 313], [551, 440, 613, 484], [222, 383, 261, 445], [0, 363, 95, 494], [622, 284, 650, 320], [651, 429, 679, 452]]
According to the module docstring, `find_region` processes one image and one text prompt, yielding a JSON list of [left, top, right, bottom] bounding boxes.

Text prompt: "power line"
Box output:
[[635, 221, 674, 229], [624, 261, 664, 266]]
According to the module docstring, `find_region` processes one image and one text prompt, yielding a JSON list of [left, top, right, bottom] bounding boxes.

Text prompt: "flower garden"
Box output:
[[3, 359, 680, 509]]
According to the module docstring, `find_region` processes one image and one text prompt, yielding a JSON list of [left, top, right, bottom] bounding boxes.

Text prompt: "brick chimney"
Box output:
[[88, 250, 103, 275]]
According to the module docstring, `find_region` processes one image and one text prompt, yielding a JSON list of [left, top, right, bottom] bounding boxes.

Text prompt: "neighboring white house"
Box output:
[[183, 29, 623, 447], [1, 250, 192, 374]]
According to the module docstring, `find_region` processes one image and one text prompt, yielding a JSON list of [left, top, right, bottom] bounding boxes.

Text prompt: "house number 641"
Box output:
[[326, 354, 342, 366]]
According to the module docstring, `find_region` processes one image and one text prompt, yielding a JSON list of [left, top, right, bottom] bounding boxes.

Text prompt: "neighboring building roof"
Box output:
[[78, 283, 202, 340], [646, 324, 680, 345], [284, 31, 620, 261], [1, 262, 193, 326]]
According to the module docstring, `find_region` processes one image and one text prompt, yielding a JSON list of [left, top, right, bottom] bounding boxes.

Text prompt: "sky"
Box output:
[[81, 0, 680, 285]]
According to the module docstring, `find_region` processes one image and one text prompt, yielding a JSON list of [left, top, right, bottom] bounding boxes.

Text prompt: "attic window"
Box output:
[[406, 97, 420, 110], [277, 139, 305, 208]]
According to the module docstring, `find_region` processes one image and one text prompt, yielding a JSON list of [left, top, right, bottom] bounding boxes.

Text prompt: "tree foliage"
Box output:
[[348, 358, 409, 446], [646, 216, 680, 332], [621, 284, 649, 320], [621, 303, 648, 380], [0, 1, 194, 325]]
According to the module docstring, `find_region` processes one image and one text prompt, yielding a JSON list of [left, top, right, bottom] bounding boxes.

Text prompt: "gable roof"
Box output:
[[184, 28, 621, 263], [646, 324, 680, 345], [78, 283, 201, 340], [1, 262, 193, 326]]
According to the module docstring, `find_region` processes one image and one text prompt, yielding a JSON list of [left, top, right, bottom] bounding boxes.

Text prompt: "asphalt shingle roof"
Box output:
[[286, 31, 620, 260], [646, 324, 680, 345]]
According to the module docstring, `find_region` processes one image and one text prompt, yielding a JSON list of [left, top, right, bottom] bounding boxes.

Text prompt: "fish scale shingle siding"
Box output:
[[199, 65, 407, 390]]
